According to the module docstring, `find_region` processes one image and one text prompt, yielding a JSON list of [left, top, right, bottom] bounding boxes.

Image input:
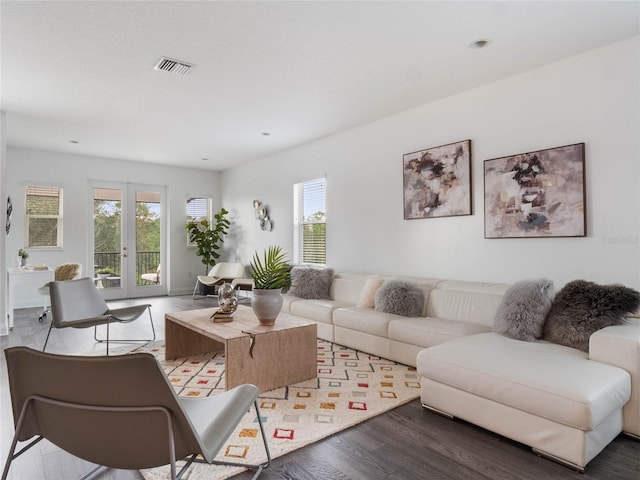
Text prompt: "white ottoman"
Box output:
[[417, 332, 631, 471]]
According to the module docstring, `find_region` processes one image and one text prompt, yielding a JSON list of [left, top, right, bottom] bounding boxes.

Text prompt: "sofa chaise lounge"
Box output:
[[280, 271, 640, 471]]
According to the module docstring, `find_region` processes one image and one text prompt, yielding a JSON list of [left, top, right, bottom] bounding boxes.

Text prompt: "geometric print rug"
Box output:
[[135, 339, 421, 480]]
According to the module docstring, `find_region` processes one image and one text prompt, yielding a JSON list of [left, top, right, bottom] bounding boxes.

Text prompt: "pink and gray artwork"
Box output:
[[484, 143, 585, 238], [403, 139, 472, 219]]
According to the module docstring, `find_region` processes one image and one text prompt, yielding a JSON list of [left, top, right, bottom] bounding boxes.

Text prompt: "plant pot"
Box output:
[[251, 288, 283, 326], [20, 257, 27, 267]]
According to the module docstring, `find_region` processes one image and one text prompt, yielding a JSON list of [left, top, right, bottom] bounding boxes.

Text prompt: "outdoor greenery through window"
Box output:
[[135, 191, 161, 284], [186, 196, 212, 246], [93, 188, 161, 286], [293, 178, 326, 265], [25, 185, 63, 248]]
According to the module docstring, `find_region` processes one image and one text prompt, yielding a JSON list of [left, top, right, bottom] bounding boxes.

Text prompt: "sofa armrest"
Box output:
[[589, 319, 640, 438]]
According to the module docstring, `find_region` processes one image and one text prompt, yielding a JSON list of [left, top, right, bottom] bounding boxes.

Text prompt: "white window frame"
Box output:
[[186, 195, 212, 246], [24, 184, 63, 249], [293, 177, 326, 266]]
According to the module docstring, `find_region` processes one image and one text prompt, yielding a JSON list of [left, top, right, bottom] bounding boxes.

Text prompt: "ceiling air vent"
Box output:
[[154, 57, 193, 76]]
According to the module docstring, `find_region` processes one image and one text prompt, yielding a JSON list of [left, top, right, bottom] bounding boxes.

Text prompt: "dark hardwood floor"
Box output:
[[2, 296, 638, 480]]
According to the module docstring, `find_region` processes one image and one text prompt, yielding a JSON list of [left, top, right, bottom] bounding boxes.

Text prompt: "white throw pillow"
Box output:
[[357, 275, 384, 308]]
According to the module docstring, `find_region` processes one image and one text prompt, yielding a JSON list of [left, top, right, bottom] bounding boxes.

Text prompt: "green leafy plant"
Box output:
[[186, 208, 230, 275], [249, 245, 292, 290], [18, 249, 29, 259], [96, 268, 113, 275]]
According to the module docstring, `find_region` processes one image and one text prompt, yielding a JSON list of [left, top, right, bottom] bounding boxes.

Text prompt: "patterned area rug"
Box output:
[[135, 339, 420, 480]]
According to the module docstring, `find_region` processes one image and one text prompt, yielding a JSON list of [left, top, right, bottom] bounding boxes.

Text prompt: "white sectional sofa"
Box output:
[[280, 271, 640, 471]]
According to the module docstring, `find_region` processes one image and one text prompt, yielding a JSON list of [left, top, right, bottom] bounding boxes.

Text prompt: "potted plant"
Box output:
[[96, 268, 113, 279], [186, 208, 230, 276], [18, 249, 29, 267], [249, 245, 291, 325]]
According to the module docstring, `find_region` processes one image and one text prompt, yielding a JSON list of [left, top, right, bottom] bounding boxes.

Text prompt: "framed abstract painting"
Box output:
[[484, 143, 586, 239], [403, 139, 472, 219]]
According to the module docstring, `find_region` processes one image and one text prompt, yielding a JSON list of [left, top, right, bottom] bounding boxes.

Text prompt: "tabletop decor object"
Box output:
[[249, 246, 291, 325]]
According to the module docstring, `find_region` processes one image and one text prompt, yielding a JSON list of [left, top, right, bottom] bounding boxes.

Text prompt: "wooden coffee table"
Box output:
[[164, 305, 317, 392]]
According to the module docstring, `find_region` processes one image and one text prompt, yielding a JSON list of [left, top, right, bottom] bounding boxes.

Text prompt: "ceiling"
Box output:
[[2, 1, 639, 171]]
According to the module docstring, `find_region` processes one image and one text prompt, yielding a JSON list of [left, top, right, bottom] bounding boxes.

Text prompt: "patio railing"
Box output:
[[94, 251, 160, 286]]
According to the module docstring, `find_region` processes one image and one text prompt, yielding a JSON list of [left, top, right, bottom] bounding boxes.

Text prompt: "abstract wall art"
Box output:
[[403, 139, 472, 219], [483, 143, 586, 239]]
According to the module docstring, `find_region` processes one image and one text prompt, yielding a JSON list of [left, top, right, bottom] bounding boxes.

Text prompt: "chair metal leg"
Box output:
[[1, 435, 44, 480], [194, 400, 271, 478], [78, 465, 108, 480], [192, 279, 204, 299], [193, 280, 222, 300], [42, 322, 54, 352], [176, 454, 198, 480], [1, 397, 45, 480], [93, 307, 156, 355]]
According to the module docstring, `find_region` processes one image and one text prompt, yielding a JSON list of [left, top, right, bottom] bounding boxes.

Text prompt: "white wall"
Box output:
[[221, 36, 640, 290], [5, 148, 221, 303], [0, 112, 7, 335]]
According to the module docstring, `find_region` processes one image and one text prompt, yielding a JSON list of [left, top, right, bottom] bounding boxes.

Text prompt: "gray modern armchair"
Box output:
[[37, 262, 83, 322], [43, 277, 155, 355], [2, 347, 271, 480]]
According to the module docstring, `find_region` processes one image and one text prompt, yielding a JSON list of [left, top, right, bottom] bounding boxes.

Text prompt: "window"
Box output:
[[186, 196, 212, 246], [24, 185, 63, 248], [293, 178, 326, 265]]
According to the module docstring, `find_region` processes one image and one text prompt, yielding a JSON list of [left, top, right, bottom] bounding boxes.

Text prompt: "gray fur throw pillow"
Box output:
[[493, 279, 554, 341], [288, 266, 335, 299], [544, 280, 640, 352], [374, 280, 424, 317]]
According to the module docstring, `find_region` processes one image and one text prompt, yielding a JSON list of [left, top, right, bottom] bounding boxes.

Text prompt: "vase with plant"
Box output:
[[18, 249, 29, 267], [249, 245, 291, 325], [185, 208, 230, 276], [95, 268, 113, 279]]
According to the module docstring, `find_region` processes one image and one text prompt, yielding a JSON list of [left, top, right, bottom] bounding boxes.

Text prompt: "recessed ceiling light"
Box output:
[[470, 39, 489, 49], [69, 140, 79, 144], [261, 132, 271, 136], [201, 158, 209, 161]]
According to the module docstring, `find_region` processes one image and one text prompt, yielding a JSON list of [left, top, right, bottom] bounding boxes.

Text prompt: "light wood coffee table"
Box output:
[[164, 305, 317, 392]]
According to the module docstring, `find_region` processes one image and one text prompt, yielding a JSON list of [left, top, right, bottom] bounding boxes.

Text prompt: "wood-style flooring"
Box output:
[[1, 296, 638, 480]]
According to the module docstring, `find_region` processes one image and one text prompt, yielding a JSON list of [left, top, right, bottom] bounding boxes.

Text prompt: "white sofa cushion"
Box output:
[[389, 317, 490, 348], [333, 307, 397, 337], [281, 294, 300, 314], [590, 320, 640, 436], [290, 299, 350, 325], [417, 332, 630, 431], [427, 287, 507, 327], [329, 273, 369, 304]]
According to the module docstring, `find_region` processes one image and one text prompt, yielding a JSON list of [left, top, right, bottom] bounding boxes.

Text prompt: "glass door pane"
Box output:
[[128, 185, 166, 298], [93, 187, 123, 297], [90, 182, 166, 300], [135, 190, 161, 287]]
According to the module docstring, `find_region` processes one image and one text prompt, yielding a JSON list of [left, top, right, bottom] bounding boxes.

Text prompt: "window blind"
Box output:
[[293, 178, 326, 265]]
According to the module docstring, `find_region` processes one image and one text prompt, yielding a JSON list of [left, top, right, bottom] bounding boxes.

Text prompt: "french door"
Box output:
[[89, 181, 166, 300]]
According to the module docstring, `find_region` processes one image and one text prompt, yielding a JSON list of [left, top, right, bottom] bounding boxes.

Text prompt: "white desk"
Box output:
[[7, 267, 54, 330]]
